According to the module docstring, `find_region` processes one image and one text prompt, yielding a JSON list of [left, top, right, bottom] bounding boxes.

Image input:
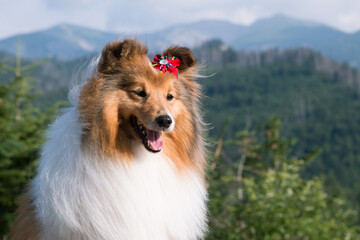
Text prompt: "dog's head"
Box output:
[[79, 39, 202, 166]]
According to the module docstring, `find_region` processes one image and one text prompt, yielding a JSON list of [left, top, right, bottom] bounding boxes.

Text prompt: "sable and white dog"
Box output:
[[10, 39, 207, 240]]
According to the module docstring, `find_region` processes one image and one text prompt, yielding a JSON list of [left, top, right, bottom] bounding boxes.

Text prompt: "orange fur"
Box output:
[[77, 40, 206, 174], [9, 192, 41, 240], [163, 111, 195, 170]]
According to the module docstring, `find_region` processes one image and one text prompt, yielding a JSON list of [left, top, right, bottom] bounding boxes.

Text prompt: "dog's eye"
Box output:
[[167, 94, 174, 101], [135, 90, 146, 97]]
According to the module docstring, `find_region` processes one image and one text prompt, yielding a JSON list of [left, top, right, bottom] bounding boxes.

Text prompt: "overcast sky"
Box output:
[[1, 0, 360, 39]]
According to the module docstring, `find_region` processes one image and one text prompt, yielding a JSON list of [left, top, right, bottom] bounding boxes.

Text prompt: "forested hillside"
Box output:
[[1, 41, 360, 237], [195, 40, 360, 203], [0, 51, 93, 108]]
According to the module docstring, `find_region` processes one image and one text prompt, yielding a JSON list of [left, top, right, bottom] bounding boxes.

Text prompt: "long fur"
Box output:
[[10, 39, 207, 240]]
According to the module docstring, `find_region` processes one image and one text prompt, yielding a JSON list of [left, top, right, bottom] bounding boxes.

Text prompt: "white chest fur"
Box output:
[[31, 108, 207, 240]]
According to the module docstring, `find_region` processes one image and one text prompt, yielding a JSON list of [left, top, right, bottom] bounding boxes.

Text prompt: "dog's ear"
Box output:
[[98, 39, 148, 74], [163, 46, 196, 73]]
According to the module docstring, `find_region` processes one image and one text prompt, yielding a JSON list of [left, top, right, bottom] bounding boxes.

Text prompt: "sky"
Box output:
[[1, 0, 360, 39]]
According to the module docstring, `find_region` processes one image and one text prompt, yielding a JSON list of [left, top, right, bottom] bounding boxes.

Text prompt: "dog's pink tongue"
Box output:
[[146, 129, 164, 151]]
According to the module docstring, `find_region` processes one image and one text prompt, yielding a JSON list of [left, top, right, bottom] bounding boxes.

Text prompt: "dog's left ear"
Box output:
[[163, 46, 196, 73]]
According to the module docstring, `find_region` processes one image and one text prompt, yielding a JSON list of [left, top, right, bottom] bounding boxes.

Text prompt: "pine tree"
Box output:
[[207, 117, 360, 239], [0, 40, 56, 235]]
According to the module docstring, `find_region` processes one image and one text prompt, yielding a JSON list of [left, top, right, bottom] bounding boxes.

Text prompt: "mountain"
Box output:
[[1, 14, 360, 68], [0, 20, 244, 59], [140, 20, 245, 51], [0, 24, 118, 59], [231, 14, 322, 49], [231, 14, 360, 68]]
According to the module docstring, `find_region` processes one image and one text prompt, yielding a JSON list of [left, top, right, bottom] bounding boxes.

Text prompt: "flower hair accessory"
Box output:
[[151, 53, 181, 78]]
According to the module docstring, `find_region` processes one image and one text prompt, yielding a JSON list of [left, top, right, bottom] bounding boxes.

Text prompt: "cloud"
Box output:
[[337, 12, 360, 32], [1, 0, 360, 39], [0, 0, 59, 38], [103, 0, 264, 33], [42, 0, 98, 10]]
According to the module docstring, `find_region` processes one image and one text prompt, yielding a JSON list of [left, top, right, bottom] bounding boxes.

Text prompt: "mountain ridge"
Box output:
[[1, 14, 360, 67]]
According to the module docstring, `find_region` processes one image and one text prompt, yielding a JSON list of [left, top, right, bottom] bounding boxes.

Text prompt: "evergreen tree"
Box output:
[[207, 117, 360, 239], [0, 41, 56, 235]]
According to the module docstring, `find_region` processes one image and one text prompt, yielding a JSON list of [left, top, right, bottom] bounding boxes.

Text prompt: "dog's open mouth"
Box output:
[[130, 116, 164, 153]]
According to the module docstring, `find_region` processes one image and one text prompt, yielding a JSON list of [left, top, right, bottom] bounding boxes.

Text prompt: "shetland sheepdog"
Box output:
[[10, 39, 207, 239]]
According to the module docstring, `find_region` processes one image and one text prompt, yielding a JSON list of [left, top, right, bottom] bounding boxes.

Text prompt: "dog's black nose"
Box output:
[[156, 115, 172, 128]]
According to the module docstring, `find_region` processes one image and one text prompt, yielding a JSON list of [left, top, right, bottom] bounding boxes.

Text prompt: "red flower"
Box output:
[[151, 53, 181, 78]]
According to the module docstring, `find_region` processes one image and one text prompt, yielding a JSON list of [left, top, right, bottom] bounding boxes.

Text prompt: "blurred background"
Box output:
[[1, 0, 360, 239]]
